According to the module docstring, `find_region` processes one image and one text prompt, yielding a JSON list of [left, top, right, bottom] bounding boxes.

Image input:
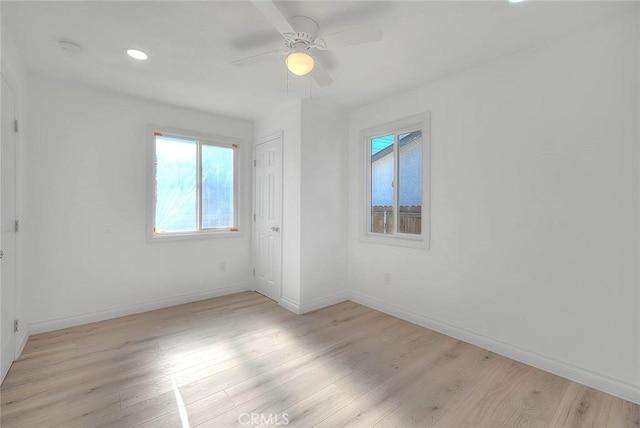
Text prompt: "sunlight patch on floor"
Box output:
[[172, 377, 190, 428]]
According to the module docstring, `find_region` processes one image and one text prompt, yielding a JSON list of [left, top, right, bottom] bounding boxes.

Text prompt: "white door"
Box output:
[[254, 134, 282, 302], [1, 75, 17, 382]]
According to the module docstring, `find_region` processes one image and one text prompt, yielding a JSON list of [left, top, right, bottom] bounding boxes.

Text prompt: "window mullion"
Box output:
[[196, 141, 203, 232], [393, 133, 399, 235], [367, 137, 373, 234]]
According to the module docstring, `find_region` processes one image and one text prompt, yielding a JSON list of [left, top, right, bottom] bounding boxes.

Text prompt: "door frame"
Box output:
[[0, 72, 19, 382], [252, 131, 284, 302]]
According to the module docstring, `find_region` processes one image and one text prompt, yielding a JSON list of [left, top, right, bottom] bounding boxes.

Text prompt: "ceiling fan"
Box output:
[[233, 0, 383, 87]]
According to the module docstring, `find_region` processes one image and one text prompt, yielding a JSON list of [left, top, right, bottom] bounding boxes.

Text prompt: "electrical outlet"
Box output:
[[219, 262, 226, 272], [384, 272, 391, 285]]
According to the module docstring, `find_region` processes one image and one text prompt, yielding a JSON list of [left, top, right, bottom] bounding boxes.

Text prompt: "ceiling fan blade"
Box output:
[[312, 60, 333, 87], [232, 50, 281, 67], [319, 24, 383, 49], [251, 0, 295, 36]]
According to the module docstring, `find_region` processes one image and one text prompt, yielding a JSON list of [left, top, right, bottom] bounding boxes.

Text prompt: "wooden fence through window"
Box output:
[[371, 206, 421, 234]]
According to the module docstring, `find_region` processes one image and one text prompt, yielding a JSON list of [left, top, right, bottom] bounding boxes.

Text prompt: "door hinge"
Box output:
[[252, 268, 255, 276], [254, 159, 256, 167], [14, 220, 19, 232], [13, 120, 18, 133], [253, 214, 256, 222], [14, 319, 19, 333]]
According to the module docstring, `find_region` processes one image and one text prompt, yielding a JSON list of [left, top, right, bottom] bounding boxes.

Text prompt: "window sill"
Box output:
[[147, 230, 244, 243], [360, 232, 429, 249]]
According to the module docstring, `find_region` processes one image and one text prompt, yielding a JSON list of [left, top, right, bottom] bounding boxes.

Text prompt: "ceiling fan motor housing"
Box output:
[[291, 41, 311, 54], [285, 16, 319, 48]]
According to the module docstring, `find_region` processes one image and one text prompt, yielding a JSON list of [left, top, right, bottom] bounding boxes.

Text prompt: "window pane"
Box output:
[[155, 136, 197, 233], [398, 131, 422, 234], [371, 135, 394, 234], [202, 145, 234, 229]]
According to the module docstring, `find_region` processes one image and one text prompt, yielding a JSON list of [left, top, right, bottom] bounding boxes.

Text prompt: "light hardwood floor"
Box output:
[[1, 292, 638, 427]]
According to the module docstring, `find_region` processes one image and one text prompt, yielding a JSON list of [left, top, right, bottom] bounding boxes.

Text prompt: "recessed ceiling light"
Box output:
[[126, 48, 148, 60], [508, 0, 525, 3]]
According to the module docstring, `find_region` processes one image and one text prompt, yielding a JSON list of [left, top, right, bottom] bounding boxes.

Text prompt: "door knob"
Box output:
[[270, 226, 280, 232]]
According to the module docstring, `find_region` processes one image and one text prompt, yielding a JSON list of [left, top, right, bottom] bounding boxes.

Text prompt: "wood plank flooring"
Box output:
[[1, 292, 638, 427]]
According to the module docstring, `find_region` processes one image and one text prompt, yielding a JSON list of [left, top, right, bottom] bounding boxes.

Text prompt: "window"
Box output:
[[148, 126, 239, 241], [362, 113, 430, 248]]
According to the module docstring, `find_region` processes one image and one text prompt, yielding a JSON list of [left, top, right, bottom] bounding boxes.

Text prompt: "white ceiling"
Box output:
[[2, 1, 636, 120]]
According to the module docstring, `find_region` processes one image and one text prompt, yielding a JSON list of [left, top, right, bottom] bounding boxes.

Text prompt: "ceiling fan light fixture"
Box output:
[[286, 52, 315, 76]]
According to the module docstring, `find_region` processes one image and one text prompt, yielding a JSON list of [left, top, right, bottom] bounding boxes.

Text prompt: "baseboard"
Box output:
[[299, 291, 349, 314], [279, 291, 349, 315], [279, 296, 301, 314], [15, 327, 29, 359], [29, 283, 251, 335], [349, 290, 640, 405]]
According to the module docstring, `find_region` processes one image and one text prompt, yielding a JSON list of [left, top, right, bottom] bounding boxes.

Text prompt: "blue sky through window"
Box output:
[[372, 135, 394, 155]]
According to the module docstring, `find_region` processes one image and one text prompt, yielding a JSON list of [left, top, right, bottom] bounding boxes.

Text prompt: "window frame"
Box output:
[[361, 113, 430, 249], [147, 125, 241, 243]]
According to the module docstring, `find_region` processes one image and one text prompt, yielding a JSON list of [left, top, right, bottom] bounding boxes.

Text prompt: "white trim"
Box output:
[[280, 292, 349, 315], [350, 290, 640, 405], [15, 327, 28, 359], [299, 291, 349, 314], [360, 232, 428, 249], [279, 296, 301, 314], [1, 73, 22, 370], [29, 283, 250, 335], [361, 112, 431, 250], [147, 230, 244, 242], [254, 132, 283, 146], [146, 124, 243, 243]]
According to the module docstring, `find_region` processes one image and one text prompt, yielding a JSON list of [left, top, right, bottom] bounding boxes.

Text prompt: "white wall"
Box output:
[[254, 100, 349, 312], [300, 101, 348, 309], [1, 26, 30, 355], [24, 77, 253, 333], [348, 11, 640, 403]]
